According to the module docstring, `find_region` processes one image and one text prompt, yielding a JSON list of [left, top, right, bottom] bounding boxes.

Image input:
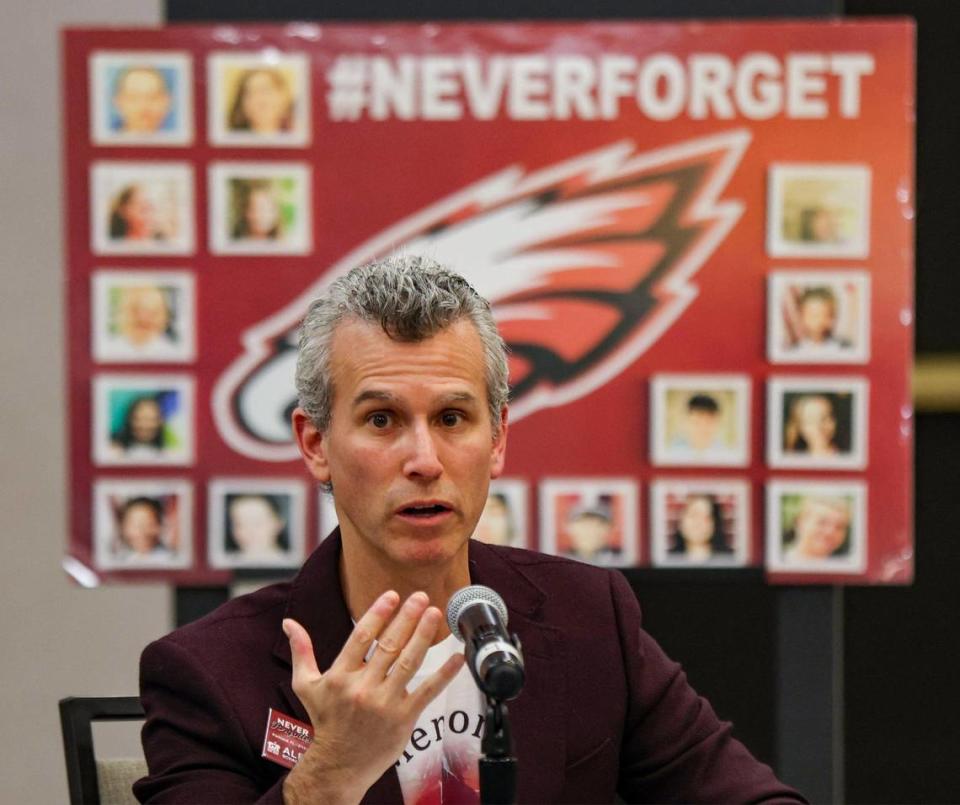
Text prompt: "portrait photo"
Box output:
[[767, 270, 870, 364], [93, 478, 192, 570], [767, 376, 869, 470], [92, 373, 194, 466], [767, 163, 871, 258], [650, 479, 750, 568], [207, 478, 306, 569], [90, 161, 194, 255], [766, 480, 867, 574], [91, 270, 195, 363], [472, 479, 529, 549], [539, 479, 639, 567], [90, 50, 193, 145], [208, 162, 311, 255], [650, 374, 751, 467], [207, 51, 310, 147]]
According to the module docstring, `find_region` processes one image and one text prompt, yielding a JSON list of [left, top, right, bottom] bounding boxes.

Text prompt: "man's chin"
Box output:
[[387, 534, 468, 567]]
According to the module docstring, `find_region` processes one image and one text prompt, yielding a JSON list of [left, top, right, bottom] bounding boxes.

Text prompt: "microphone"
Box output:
[[446, 585, 525, 701]]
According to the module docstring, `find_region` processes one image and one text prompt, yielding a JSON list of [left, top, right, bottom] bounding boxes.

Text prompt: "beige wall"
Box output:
[[0, 1, 168, 801]]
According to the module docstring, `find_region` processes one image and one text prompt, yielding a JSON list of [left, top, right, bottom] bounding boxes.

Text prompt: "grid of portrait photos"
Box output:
[[85, 46, 314, 576]]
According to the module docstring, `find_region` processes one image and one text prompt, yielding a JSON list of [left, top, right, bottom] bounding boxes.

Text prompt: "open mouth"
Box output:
[[400, 504, 451, 518]]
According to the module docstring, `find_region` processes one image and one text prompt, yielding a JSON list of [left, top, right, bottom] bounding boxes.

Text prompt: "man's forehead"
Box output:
[[326, 315, 488, 401]]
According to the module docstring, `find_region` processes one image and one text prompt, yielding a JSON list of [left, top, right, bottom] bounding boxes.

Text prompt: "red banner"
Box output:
[[62, 21, 914, 585]]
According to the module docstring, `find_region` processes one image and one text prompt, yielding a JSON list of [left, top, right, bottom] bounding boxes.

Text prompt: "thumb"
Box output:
[[283, 618, 321, 691]]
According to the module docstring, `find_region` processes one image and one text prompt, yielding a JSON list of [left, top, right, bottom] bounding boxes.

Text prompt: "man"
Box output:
[[135, 256, 803, 803]]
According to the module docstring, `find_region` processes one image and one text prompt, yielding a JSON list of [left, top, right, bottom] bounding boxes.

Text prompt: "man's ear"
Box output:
[[291, 407, 331, 484], [490, 406, 509, 480]]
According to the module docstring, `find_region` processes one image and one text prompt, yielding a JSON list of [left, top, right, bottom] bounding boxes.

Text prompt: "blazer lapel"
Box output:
[[469, 542, 569, 803]]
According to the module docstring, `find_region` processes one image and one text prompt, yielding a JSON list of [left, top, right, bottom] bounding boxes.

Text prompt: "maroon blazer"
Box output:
[[135, 533, 804, 803]]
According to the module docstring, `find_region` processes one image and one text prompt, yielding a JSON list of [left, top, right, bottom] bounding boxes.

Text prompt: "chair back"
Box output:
[[59, 696, 145, 805]]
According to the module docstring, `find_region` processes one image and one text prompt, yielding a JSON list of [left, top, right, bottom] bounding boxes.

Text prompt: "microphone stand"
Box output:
[[479, 695, 517, 805]]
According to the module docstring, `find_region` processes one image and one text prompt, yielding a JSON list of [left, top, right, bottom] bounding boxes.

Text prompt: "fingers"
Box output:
[[407, 652, 466, 712], [335, 590, 401, 669], [283, 618, 320, 692], [384, 605, 444, 693], [365, 592, 429, 677]]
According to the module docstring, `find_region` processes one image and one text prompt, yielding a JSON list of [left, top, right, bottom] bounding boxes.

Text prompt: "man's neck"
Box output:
[[338, 538, 471, 645]]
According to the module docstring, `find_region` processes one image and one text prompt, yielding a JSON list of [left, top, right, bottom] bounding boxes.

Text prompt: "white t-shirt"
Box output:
[[394, 633, 484, 805]]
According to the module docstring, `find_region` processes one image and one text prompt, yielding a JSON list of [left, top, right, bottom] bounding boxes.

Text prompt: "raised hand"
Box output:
[[281, 590, 464, 805]]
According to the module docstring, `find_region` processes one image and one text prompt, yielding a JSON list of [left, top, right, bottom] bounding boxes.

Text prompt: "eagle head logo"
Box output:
[[212, 129, 751, 460]]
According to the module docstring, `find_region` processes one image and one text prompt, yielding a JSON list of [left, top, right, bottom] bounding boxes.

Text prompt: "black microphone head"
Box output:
[[446, 584, 509, 641]]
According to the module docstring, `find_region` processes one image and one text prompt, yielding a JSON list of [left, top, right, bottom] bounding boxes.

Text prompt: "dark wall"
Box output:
[[167, 1, 960, 800]]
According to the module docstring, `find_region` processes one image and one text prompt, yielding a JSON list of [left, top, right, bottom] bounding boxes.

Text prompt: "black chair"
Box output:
[[59, 696, 146, 805]]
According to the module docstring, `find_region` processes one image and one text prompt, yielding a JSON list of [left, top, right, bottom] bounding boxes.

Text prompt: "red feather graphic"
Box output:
[[213, 130, 750, 460]]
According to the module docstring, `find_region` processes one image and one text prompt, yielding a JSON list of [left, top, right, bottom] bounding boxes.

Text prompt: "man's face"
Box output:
[[794, 499, 850, 558], [113, 69, 171, 133], [298, 317, 507, 569]]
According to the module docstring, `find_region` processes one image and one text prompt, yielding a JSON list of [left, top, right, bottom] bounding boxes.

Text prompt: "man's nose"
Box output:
[[402, 421, 443, 480]]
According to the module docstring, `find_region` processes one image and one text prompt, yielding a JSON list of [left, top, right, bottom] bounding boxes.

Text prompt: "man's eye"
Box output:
[[440, 411, 463, 427], [368, 412, 391, 428]]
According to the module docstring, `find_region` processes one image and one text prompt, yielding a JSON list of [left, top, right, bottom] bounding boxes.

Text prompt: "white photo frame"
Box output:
[[90, 50, 194, 146], [472, 479, 529, 550], [207, 478, 306, 569], [767, 376, 869, 470], [650, 478, 750, 568], [90, 161, 195, 255], [539, 478, 639, 567], [92, 373, 195, 466], [93, 478, 193, 570], [207, 51, 311, 147], [765, 479, 867, 574], [208, 161, 312, 255], [767, 270, 871, 364], [650, 373, 751, 467], [91, 270, 196, 363], [767, 163, 871, 259]]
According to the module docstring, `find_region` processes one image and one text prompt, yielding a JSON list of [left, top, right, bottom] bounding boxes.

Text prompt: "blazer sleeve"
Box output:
[[134, 637, 286, 804], [609, 571, 807, 804]]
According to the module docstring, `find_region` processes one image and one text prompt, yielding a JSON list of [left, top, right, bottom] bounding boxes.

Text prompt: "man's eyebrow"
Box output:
[[351, 390, 481, 407], [352, 390, 399, 407], [439, 392, 480, 405]]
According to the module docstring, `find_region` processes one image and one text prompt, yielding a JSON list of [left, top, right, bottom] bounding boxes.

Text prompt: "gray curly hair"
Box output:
[[295, 255, 509, 435]]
